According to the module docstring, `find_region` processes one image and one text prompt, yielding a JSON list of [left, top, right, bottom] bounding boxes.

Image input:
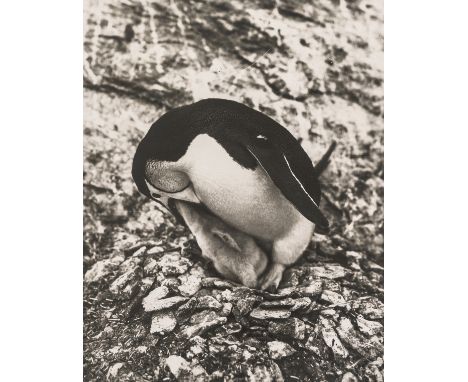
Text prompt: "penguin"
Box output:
[[132, 98, 330, 291], [174, 200, 268, 288]]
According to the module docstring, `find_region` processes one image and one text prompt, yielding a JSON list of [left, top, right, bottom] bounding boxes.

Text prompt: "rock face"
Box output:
[[83, 0, 383, 380]]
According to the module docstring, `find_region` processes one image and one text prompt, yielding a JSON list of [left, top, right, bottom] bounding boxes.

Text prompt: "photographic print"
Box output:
[[84, 0, 383, 380]]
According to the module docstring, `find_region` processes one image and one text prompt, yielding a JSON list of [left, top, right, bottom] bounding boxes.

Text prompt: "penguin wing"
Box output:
[[246, 139, 329, 231]]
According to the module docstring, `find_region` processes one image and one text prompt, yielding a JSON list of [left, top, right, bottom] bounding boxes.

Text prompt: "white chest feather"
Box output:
[[174, 134, 307, 241]]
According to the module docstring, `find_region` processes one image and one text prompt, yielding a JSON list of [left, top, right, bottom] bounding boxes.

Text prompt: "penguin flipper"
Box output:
[[247, 142, 329, 231]]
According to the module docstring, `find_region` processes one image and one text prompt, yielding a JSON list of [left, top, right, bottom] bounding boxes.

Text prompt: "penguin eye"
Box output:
[[151, 192, 161, 199]]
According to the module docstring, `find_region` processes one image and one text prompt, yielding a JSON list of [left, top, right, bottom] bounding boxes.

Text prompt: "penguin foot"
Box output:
[[259, 263, 286, 292]]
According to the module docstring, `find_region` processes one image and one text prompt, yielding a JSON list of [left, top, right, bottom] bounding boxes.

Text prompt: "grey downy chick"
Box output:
[[174, 200, 268, 288]]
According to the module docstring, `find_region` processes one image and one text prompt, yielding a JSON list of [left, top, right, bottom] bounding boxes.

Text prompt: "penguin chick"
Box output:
[[174, 200, 268, 288], [132, 98, 330, 291]]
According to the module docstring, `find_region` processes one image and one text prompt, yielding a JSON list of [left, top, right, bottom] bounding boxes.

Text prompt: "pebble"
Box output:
[[147, 246, 164, 255], [220, 302, 233, 316], [250, 308, 291, 320], [131, 246, 147, 257], [150, 312, 177, 334], [268, 318, 306, 340], [309, 264, 349, 279], [350, 297, 384, 319], [260, 298, 296, 309], [182, 316, 228, 338], [201, 277, 235, 289], [101, 326, 114, 339], [178, 274, 202, 296], [107, 363, 124, 379], [356, 315, 383, 336], [84, 254, 125, 283], [142, 286, 170, 311], [291, 297, 312, 311], [158, 253, 191, 276], [299, 280, 324, 297], [321, 290, 346, 305], [267, 341, 296, 360], [320, 317, 349, 359], [197, 296, 223, 311], [247, 363, 285, 381], [342, 372, 358, 382], [143, 296, 188, 312], [160, 277, 180, 291], [189, 336, 206, 356], [236, 296, 262, 316], [109, 266, 141, 296], [165, 355, 191, 379], [336, 317, 383, 358], [143, 258, 158, 275], [176, 298, 198, 323]]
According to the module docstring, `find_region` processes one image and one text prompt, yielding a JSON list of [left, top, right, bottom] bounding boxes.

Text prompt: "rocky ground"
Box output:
[[83, 0, 383, 380]]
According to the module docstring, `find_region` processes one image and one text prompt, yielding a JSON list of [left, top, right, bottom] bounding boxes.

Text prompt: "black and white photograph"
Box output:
[[7, 1, 468, 381], [83, 0, 383, 380]]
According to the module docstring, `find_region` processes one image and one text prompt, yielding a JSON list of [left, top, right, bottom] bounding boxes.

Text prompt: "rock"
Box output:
[[342, 372, 358, 382], [139, 277, 155, 295], [268, 318, 306, 340], [131, 246, 147, 257], [320, 317, 349, 359], [176, 298, 199, 323], [267, 340, 296, 360], [201, 278, 235, 289], [350, 297, 384, 319], [336, 317, 383, 358], [304, 334, 321, 355], [142, 286, 170, 311], [109, 264, 141, 297], [260, 298, 296, 309], [178, 274, 202, 296], [147, 246, 164, 255], [191, 363, 209, 381], [143, 296, 188, 312], [356, 315, 383, 336], [250, 308, 291, 320], [235, 295, 262, 316], [107, 362, 124, 380], [247, 362, 284, 381], [276, 287, 297, 297], [165, 355, 191, 379], [85, 254, 124, 283], [321, 290, 346, 305], [220, 289, 234, 302], [182, 314, 228, 338], [280, 267, 307, 287], [367, 261, 384, 272], [291, 297, 312, 311], [308, 264, 349, 279], [298, 280, 323, 297], [220, 302, 233, 316], [160, 277, 181, 291], [119, 256, 143, 272], [197, 296, 223, 311], [101, 326, 114, 339], [224, 322, 242, 334], [150, 312, 177, 334], [190, 310, 219, 325], [158, 253, 191, 276], [189, 336, 207, 356], [143, 258, 159, 276]]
